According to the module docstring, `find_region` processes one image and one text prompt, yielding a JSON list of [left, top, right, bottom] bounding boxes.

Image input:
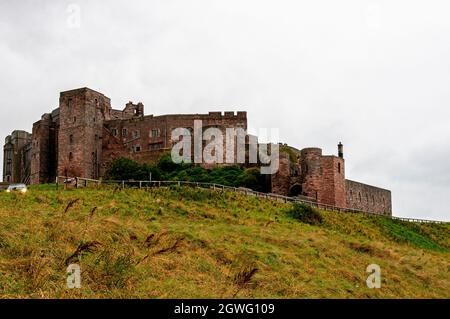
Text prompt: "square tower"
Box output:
[[57, 88, 111, 179]]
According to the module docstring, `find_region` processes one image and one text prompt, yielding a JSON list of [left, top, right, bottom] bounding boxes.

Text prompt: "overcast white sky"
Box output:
[[1, 0, 449, 221]]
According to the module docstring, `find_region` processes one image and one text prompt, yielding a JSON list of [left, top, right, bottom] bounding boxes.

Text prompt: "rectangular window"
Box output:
[[151, 129, 160, 138], [135, 145, 141, 152], [133, 130, 140, 138], [149, 143, 163, 150], [111, 128, 118, 136], [122, 128, 128, 137]]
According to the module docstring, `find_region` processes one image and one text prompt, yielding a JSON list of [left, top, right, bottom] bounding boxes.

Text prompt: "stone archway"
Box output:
[[289, 184, 302, 197]]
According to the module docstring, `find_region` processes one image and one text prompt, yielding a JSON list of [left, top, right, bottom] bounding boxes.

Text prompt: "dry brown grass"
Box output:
[[0, 185, 448, 299]]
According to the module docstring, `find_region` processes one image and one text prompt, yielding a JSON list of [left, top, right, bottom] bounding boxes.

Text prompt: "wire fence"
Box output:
[[55, 176, 448, 225]]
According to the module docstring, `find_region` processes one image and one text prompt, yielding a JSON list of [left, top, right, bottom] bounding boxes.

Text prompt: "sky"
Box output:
[[0, 0, 449, 221]]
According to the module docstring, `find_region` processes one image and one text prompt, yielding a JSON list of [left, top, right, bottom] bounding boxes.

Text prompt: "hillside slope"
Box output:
[[0, 185, 448, 299]]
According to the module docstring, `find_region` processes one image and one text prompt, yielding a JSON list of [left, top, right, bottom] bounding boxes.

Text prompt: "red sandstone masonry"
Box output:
[[5, 87, 392, 216], [100, 112, 248, 175], [270, 145, 391, 216], [346, 179, 392, 215]]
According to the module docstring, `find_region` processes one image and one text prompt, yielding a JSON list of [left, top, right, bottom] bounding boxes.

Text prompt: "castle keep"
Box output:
[[3, 87, 392, 215]]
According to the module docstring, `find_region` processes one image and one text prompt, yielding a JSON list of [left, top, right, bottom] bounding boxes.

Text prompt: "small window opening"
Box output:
[[68, 98, 73, 110]]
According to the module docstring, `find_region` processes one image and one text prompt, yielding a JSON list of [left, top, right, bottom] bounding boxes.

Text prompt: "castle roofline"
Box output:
[[147, 111, 247, 117], [322, 155, 342, 159], [345, 179, 391, 193], [104, 111, 247, 123], [60, 87, 109, 97]]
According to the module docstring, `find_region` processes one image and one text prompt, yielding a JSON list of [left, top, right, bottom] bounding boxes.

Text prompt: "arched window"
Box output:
[[69, 134, 74, 144], [358, 192, 362, 202], [338, 162, 341, 174], [69, 152, 73, 161]]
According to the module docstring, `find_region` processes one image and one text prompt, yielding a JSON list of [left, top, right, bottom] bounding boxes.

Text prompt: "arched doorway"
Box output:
[[289, 184, 302, 197]]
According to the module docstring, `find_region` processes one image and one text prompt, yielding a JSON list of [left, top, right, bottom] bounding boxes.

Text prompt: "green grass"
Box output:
[[286, 203, 324, 226], [376, 218, 447, 252], [0, 185, 448, 299]]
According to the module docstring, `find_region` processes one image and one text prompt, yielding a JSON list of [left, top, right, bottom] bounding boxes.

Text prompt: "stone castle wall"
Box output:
[[100, 112, 247, 175], [31, 112, 59, 184], [3, 130, 32, 183], [346, 179, 392, 215], [3, 87, 392, 216], [270, 145, 391, 215], [57, 88, 111, 179]]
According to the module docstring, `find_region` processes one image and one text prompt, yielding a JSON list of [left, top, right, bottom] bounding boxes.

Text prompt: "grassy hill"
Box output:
[[0, 185, 448, 299]]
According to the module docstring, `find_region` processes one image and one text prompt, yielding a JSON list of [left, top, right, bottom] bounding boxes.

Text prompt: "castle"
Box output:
[[3, 87, 392, 215]]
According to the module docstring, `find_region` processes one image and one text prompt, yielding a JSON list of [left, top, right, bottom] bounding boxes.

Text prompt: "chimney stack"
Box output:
[[338, 142, 344, 159]]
